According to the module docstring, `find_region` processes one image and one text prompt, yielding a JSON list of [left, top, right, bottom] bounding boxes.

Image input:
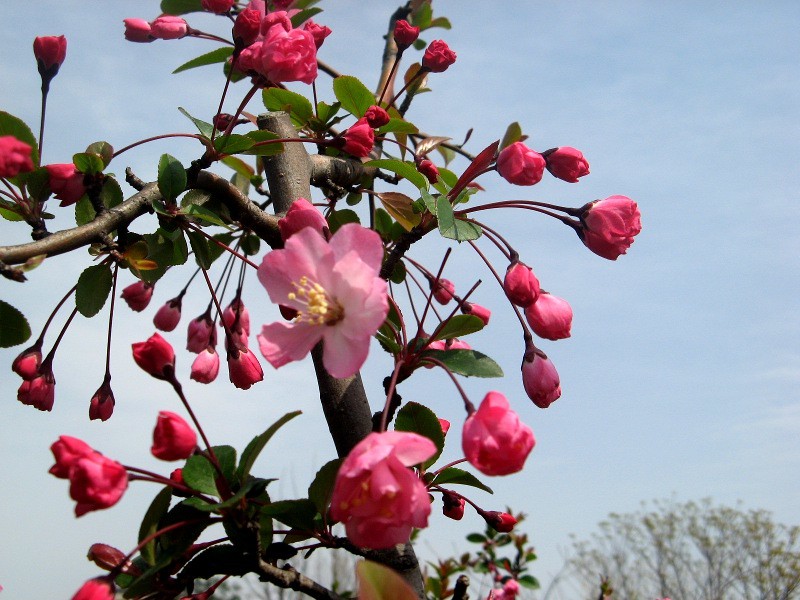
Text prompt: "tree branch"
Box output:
[[256, 559, 344, 600]]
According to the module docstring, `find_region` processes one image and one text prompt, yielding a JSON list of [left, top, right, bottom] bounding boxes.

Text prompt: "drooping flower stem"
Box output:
[[185, 222, 258, 268], [411, 248, 452, 343], [103, 263, 119, 379], [38, 85, 49, 159], [36, 282, 78, 346], [43, 306, 79, 365], [112, 133, 207, 159]]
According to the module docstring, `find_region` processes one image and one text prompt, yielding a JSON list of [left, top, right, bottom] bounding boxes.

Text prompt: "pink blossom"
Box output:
[[481, 510, 517, 532], [237, 41, 263, 74], [0, 135, 34, 178], [496, 142, 545, 186], [46, 163, 86, 206], [153, 297, 182, 332], [257, 223, 388, 378], [579, 195, 642, 260], [303, 20, 331, 49], [121, 281, 153, 312], [71, 578, 115, 600], [33, 35, 67, 72], [190, 347, 220, 384], [187, 313, 216, 353], [525, 292, 572, 340], [49, 435, 94, 479], [545, 146, 589, 183], [422, 40, 456, 72], [439, 418, 451, 436], [88, 380, 115, 422], [503, 262, 540, 307], [201, 0, 234, 14], [233, 8, 261, 47], [521, 352, 561, 408], [502, 580, 520, 598], [223, 298, 250, 337], [432, 278, 455, 304], [132, 333, 176, 381], [11, 342, 42, 380], [68, 453, 128, 517], [278, 197, 327, 241], [330, 431, 435, 548], [463, 302, 491, 326], [393, 19, 419, 51], [123, 19, 153, 43], [259, 25, 317, 84], [17, 366, 55, 411], [364, 105, 390, 128], [417, 159, 439, 183], [151, 411, 197, 461], [260, 10, 293, 36], [150, 16, 188, 40], [227, 345, 264, 389], [462, 392, 534, 476], [341, 118, 375, 158]]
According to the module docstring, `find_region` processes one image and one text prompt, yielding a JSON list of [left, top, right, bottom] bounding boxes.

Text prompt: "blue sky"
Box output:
[[1, 2, 798, 598]]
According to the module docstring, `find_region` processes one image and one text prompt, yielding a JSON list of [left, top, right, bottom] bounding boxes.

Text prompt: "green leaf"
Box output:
[[178, 107, 214, 139], [173, 47, 234, 74], [389, 259, 406, 284], [213, 134, 254, 155], [332, 75, 376, 118], [315, 101, 341, 125], [433, 467, 493, 494], [243, 130, 284, 156], [326, 208, 360, 233], [518, 574, 540, 590], [500, 121, 523, 151], [85, 141, 114, 168], [378, 118, 419, 134], [376, 191, 421, 231], [160, 0, 203, 15], [182, 454, 218, 496], [0, 300, 31, 348], [395, 402, 445, 468], [208, 232, 235, 264], [215, 445, 237, 485], [101, 176, 123, 210], [466, 533, 487, 544], [433, 314, 484, 341], [23, 168, 51, 203], [182, 201, 232, 229], [157, 154, 186, 202], [186, 229, 212, 269], [357, 560, 418, 600], [0, 111, 38, 166], [236, 411, 302, 482], [240, 232, 261, 256], [74, 197, 94, 226], [72, 152, 104, 175], [289, 7, 323, 28], [220, 155, 254, 178], [138, 487, 173, 566], [365, 159, 428, 191], [436, 195, 481, 241], [141, 227, 189, 283], [422, 349, 503, 378], [261, 499, 318, 530], [262, 88, 314, 128], [75, 264, 113, 318], [429, 16, 452, 30], [308, 459, 343, 515]]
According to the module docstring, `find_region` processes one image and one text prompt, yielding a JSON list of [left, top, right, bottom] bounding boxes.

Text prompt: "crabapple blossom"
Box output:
[[190, 347, 220, 384], [151, 411, 197, 461], [442, 492, 465, 520], [12, 342, 42, 380], [341, 117, 375, 157], [364, 105, 390, 128], [201, 0, 234, 14], [544, 146, 590, 182], [525, 292, 572, 340], [233, 8, 261, 47], [422, 40, 457, 72], [17, 365, 55, 411], [88, 380, 115, 422], [150, 16, 188, 40], [278, 197, 327, 241], [49, 436, 93, 478], [503, 262, 540, 307], [46, 163, 86, 206], [153, 298, 182, 332], [482, 510, 517, 533], [496, 142, 545, 186], [463, 302, 491, 326], [123, 19, 153, 43], [303, 20, 331, 49], [439, 418, 451, 436], [227, 345, 264, 390], [70, 578, 115, 600], [330, 431, 435, 548], [462, 392, 534, 476], [33, 35, 67, 77], [259, 25, 317, 84], [521, 351, 561, 408], [579, 195, 642, 260], [417, 158, 439, 183], [0, 135, 34, 177], [131, 333, 176, 381], [120, 281, 153, 312], [257, 223, 388, 379], [187, 313, 216, 353], [432, 278, 455, 304], [393, 19, 419, 50]]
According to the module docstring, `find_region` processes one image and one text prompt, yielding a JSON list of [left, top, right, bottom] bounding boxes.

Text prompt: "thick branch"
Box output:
[[256, 559, 343, 600]]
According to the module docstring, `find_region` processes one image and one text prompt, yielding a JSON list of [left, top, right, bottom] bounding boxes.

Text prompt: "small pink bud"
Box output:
[[503, 262, 540, 307], [120, 281, 153, 312], [201, 0, 234, 14], [17, 364, 55, 411], [393, 19, 420, 51], [153, 297, 182, 332], [496, 142, 545, 186], [341, 118, 375, 158], [0, 135, 35, 178], [416, 158, 439, 183], [579, 195, 642, 260], [438, 418, 450, 436], [70, 577, 115, 600], [223, 298, 250, 337], [431, 278, 455, 305], [45, 163, 86, 206], [12, 342, 42, 380], [33, 35, 67, 78], [212, 113, 235, 131], [462, 302, 491, 326], [150, 16, 188, 40], [422, 40, 456, 73], [233, 8, 261, 47], [88, 379, 115, 422], [187, 312, 216, 353], [190, 347, 220, 384], [303, 20, 332, 49], [87, 543, 127, 572], [132, 333, 176, 380], [364, 105, 390, 128], [442, 492, 465, 520], [151, 411, 197, 461], [123, 18, 153, 43], [525, 292, 572, 340], [278, 197, 327, 241], [544, 146, 590, 183], [481, 510, 517, 533], [228, 346, 264, 390], [521, 351, 561, 409], [170, 468, 184, 486]]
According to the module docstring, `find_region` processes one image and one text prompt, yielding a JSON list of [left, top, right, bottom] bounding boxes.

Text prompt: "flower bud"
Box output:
[[341, 118, 375, 158], [279, 197, 327, 241], [120, 281, 154, 312], [223, 298, 250, 337], [578, 195, 642, 260], [496, 142, 545, 186], [442, 491, 465, 520], [521, 351, 561, 409], [393, 19, 419, 51], [70, 577, 115, 600], [123, 18, 153, 43], [151, 411, 197, 461], [481, 510, 517, 533], [33, 35, 67, 80], [201, 0, 234, 14], [153, 297, 182, 332], [503, 262, 540, 307], [67, 452, 128, 517], [303, 20, 332, 49], [0, 135, 35, 178], [228, 345, 264, 390], [187, 312, 216, 353], [462, 302, 491, 326], [132, 333, 176, 380], [416, 158, 439, 184], [233, 8, 261, 48], [525, 292, 572, 340], [212, 113, 234, 131], [365, 105, 390, 128], [190, 347, 220, 384], [150, 16, 188, 40], [12, 342, 42, 380], [17, 363, 55, 411], [88, 379, 115, 422], [544, 146, 589, 183], [46, 163, 86, 206], [422, 40, 456, 72], [87, 543, 127, 572], [431, 278, 455, 305], [49, 435, 93, 479], [439, 418, 451, 436]]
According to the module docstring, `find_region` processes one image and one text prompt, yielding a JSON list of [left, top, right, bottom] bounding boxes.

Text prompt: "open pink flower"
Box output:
[[462, 392, 534, 476], [330, 431, 435, 548], [278, 197, 327, 241], [258, 24, 317, 84], [46, 163, 86, 206], [257, 223, 388, 378]]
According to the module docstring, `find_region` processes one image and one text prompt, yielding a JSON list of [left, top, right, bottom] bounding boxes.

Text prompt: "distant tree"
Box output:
[[562, 499, 800, 600]]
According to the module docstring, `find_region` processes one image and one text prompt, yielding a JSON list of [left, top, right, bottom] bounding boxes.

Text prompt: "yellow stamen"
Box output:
[[289, 276, 344, 326]]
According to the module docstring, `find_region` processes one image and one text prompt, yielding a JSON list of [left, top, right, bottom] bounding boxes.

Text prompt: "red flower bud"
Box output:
[[365, 105, 390, 128], [0, 135, 35, 178], [190, 347, 220, 384], [393, 19, 420, 51], [482, 510, 517, 533], [123, 19, 153, 43], [88, 379, 115, 422], [233, 8, 261, 47], [417, 159, 439, 184], [442, 492, 465, 520], [151, 411, 197, 461], [201, 0, 234, 14], [132, 333, 176, 380], [70, 577, 115, 600], [17, 362, 55, 411], [503, 262, 540, 307], [431, 278, 455, 305], [521, 351, 561, 409], [341, 118, 375, 158], [12, 342, 42, 380], [278, 197, 327, 241], [228, 345, 264, 390], [496, 142, 545, 186], [150, 16, 188, 40], [153, 297, 182, 332], [87, 543, 127, 572], [33, 35, 67, 79], [544, 146, 590, 183], [462, 302, 491, 326], [303, 20, 332, 49], [187, 312, 216, 353], [49, 435, 94, 479], [67, 450, 128, 517], [525, 292, 572, 340], [579, 195, 642, 260], [46, 163, 86, 206], [422, 40, 456, 73], [438, 418, 451, 436], [120, 281, 154, 312]]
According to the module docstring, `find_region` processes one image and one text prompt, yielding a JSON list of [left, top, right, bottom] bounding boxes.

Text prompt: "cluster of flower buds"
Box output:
[[497, 142, 590, 186]]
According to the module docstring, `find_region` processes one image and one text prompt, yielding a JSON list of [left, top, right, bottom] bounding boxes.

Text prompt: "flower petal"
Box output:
[[329, 223, 384, 273], [258, 321, 321, 368]]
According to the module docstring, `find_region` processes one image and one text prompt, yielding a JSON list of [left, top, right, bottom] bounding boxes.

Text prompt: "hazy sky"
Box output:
[[1, 2, 799, 598]]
